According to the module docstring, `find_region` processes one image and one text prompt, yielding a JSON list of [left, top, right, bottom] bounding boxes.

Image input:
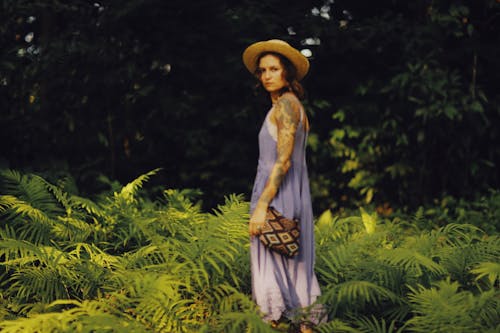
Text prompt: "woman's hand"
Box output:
[[249, 202, 267, 237]]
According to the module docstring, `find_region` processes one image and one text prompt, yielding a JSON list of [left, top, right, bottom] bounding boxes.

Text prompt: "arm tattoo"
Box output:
[[257, 95, 301, 207]]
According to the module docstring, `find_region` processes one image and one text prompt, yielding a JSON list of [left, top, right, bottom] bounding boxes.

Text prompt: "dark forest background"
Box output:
[[1, 0, 499, 212]]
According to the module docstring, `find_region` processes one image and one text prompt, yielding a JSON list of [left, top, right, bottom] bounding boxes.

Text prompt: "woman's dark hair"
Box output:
[[254, 51, 305, 100]]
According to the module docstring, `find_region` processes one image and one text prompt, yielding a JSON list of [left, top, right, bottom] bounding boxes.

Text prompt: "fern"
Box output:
[[315, 210, 353, 246], [1, 169, 499, 332], [113, 168, 161, 205], [0, 240, 81, 302], [103, 270, 194, 332], [411, 206, 428, 230], [0, 171, 99, 244], [35, 175, 72, 215], [0, 195, 54, 244], [70, 195, 106, 218], [212, 311, 276, 333], [437, 223, 485, 247], [350, 315, 402, 333], [321, 280, 400, 317], [316, 245, 356, 285], [436, 231, 499, 288], [206, 285, 275, 333], [382, 247, 446, 280], [52, 216, 93, 242], [121, 244, 166, 269], [315, 318, 363, 333], [0, 299, 151, 332], [359, 207, 377, 234], [0, 170, 64, 217], [471, 262, 500, 286], [405, 279, 498, 333], [163, 188, 203, 213]]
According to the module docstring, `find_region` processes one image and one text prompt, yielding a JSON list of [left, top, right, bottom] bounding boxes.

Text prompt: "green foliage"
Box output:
[[314, 205, 499, 331], [0, 169, 255, 331], [0, 169, 499, 332], [405, 190, 500, 234], [308, 0, 500, 209], [405, 279, 499, 332], [1, 0, 500, 213]]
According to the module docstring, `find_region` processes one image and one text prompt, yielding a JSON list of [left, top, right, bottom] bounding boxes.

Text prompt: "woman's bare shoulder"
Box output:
[[276, 92, 308, 130], [272, 93, 302, 124], [278, 92, 302, 106]]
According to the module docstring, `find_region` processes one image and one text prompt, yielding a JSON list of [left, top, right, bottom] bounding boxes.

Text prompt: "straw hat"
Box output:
[[242, 39, 310, 80]]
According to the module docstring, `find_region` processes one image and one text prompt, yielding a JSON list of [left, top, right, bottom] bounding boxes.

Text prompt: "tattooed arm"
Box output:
[[249, 94, 301, 236]]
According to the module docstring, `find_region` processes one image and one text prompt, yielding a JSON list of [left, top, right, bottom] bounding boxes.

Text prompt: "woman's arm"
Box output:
[[249, 94, 301, 236]]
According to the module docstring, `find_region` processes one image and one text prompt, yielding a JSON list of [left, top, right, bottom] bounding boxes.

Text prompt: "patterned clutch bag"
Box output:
[[259, 206, 300, 257]]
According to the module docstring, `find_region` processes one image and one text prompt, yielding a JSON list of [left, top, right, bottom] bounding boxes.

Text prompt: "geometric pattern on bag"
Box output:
[[259, 206, 300, 258]]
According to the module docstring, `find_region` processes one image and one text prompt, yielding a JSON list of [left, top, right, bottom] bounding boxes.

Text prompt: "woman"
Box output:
[[243, 39, 323, 332]]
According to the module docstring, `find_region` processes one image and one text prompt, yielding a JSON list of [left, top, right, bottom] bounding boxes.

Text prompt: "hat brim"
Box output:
[[242, 39, 309, 81]]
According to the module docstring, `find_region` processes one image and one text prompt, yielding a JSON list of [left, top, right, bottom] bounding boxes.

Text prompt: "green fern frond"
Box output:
[[316, 245, 354, 284], [382, 247, 446, 277], [0, 224, 18, 240], [0, 169, 24, 191], [351, 315, 402, 333], [0, 238, 46, 265], [473, 289, 500, 328], [0, 170, 64, 217], [8, 266, 71, 302], [0, 195, 53, 226], [208, 284, 255, 313], [104, 271, 194, 332], [315, 318, 362, 333], [2, 240, 138, 302], [213, 193, 246, 211], [0, 195, 54, 244], [215, 311, 275, 333], [182, 195, 250, 287], [34, 175, 71, 215], [65, 242, 122, 297], [70, 242, 121, 269], [406, 279, 482, 333], [52, 216, 93, 242], [412, 207, 426, 228], [134, 296, 192, 332], [208, 194, 248, 239], [121, 244, 166, 269], [360, 207, 377, 234], [163, 188, 203, 213], [465, 236, 500, 263], [471, 262, 500, 285], [322, 280, 400, 317], [363, 260, 406, 294], [437, 223, 485, 246], [338, 215, 366, 236], [315, 210, 349, 245], [113, 216, 161, 249], [436, 234, 499, 287], [70, 195, 105, 218], [115, 168, 161, 205], [0, 299, 151, 333], [156, 209, 198, 240], [0, 311, 71, 333], [0, 241, 77, 302]]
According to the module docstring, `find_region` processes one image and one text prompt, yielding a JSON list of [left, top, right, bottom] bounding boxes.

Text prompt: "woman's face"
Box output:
[[258, 54, 287, 94]]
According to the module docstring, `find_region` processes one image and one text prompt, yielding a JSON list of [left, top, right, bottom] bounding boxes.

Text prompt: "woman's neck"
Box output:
[[270, 91, 281, 105]]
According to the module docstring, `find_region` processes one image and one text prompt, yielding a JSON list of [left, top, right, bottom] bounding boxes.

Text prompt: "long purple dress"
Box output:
[[250, 96, 323, 323]]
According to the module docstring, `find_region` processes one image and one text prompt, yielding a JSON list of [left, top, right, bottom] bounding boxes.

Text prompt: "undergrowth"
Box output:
[[0, 169, 498, 332]]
